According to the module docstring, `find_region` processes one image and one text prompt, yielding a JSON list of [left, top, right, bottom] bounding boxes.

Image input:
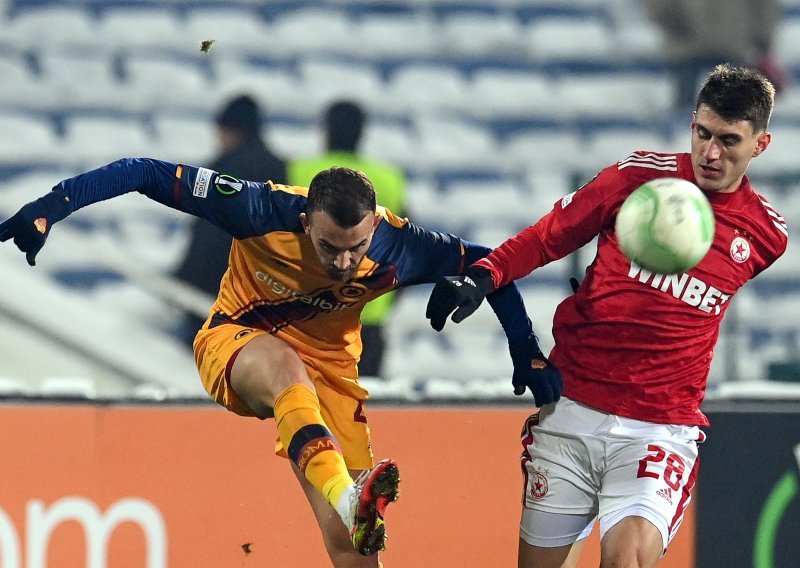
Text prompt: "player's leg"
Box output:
[[229, 333, 358, 528], [291, 463, 380, 567], [518, 509, 590, 568], [517, 401, 604, 568], [596, 419, 703, 567], [599, 515, 663, 568], [195, 324, 398, 556], [311, 377, 399, 559]]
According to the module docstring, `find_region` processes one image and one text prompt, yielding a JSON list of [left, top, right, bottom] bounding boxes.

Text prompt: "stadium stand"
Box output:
[[0, 0, 798, 401]]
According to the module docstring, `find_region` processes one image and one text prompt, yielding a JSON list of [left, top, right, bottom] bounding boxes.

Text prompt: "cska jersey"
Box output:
[[476, 152, 788, 426], [53, 158, 533, 371]]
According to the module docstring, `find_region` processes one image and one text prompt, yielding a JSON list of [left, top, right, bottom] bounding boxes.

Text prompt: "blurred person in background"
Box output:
[[645, 0, 789, 114], [288, 100, 406, 378], [426, 64, 787, 568], [0, 160, 561, 565], [174, 94, 286, 347]]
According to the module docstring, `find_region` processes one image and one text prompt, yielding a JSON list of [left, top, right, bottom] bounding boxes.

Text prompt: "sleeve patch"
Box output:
[[192, 167, 215, 198]]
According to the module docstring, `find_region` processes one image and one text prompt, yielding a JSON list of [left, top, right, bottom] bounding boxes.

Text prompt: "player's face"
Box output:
[[690, 104, 771, 193], [302, 210, 379, 281]]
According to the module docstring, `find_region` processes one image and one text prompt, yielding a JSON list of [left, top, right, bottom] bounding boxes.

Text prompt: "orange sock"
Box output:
[[274, 384, 353, 508]]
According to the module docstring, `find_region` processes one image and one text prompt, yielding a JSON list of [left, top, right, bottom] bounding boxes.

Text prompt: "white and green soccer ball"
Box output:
[[615, 177, 715, 275]]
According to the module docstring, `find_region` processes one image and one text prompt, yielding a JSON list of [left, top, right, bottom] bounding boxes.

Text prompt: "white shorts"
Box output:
[[519, 397, 705, 551]]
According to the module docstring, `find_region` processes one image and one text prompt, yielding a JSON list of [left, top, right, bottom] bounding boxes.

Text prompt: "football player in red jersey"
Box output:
[[1, 164, 562, 566], [426, 63, 788, 567]]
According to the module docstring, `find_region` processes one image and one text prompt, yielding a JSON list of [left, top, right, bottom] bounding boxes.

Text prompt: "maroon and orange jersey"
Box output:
[[53, 158, 535, 379]]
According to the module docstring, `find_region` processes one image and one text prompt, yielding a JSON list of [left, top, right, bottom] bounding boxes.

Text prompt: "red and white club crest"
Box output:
[[530, 468, 549, 500], [730, 236, 750, 263]]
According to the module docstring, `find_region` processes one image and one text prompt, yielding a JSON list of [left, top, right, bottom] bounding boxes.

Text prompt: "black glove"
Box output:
[[0, 190, 72, 266], [509, 334, 563, 406], [426, 265, 495, 332]]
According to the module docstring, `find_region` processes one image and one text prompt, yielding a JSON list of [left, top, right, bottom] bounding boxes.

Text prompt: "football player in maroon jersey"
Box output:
[[427, 63, 787, 568]]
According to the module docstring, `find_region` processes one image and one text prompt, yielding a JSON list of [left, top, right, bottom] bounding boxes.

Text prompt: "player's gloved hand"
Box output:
[[426, 265, 495, 332], [0, 190, 72, 266], [509, 334, 563, 406]]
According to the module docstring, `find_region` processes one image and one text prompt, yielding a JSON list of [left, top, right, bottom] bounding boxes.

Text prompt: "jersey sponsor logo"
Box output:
[[529, 466, 549, 500], [255, 270, 351, 311], [561, 191, 576, 209], [730, 236, 751, 263], [215, 174, 243, 197], [628, 262, 731, 315], [617, 152, 678, 172], [192, 167, 215, 198]]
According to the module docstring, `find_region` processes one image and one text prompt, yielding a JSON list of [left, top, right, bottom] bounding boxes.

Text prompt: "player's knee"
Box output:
[[600, 516, 663, 568]]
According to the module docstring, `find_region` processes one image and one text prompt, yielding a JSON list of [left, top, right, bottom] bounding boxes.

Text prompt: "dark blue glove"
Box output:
[[426, 265, 495, 332], [509, 334, 563, 406], [0, 190, 72, 266]]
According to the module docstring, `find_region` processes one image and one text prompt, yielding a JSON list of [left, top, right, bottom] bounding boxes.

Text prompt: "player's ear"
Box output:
[[372, 212, 381, 229], [299, 212, 310, 232], [753, 131, 771, 157]]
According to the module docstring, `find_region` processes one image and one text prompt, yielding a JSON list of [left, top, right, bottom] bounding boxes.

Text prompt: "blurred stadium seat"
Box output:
[[1, 5, 100, 52], [525, 17, 615, 63], [438, 12, 526, 58], [0, 112, 63, 167], [384, 63, 473, 115], [96, 6, 187, 55], [469, 68, 557, 120], [61, 115, 153, 167], [151, 112, 216, 166], [122, 53, 214, 112], [269, 8, 357, 58]]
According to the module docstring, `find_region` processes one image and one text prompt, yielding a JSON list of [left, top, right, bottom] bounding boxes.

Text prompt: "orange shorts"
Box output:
[[193, 322, 374, 470]]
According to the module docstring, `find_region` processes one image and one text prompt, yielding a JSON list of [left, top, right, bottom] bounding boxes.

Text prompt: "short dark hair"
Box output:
[[696, 63, 775, 133], [307, 167, 376, 227], [325, 100, 365, 152]]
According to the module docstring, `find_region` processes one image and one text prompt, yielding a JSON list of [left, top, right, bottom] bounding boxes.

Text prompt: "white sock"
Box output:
[[336, 485, 356, 529]]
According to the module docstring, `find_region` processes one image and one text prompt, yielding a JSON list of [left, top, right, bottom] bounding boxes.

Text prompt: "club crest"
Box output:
[[730, 236, 750, 263]]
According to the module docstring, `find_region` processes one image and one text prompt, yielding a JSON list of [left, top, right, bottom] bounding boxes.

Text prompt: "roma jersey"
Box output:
[[476, 152, 788, 426], [53, 158, 533, 376]]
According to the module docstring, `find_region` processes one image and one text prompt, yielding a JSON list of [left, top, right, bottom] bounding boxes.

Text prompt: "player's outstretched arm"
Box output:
[[425, 265, 494, 331], [0, 190, 72, 266]]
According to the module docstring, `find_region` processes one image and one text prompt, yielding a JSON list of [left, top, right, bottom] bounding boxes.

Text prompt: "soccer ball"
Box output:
[[615, 177, 715, 274]]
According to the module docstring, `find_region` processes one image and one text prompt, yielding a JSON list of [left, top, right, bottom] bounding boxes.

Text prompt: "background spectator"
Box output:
[[645, 0, 789, 114], [173, 94, 287, 347]]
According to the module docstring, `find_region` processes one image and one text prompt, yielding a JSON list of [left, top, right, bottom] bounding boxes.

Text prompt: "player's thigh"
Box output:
[[598, 426, 701, 555], [194, 323, 288, 418], [518, 509, 591, 568], [519, 407, 601, 564], [518, 539, 585, 568], [520, 406, 602, 517]]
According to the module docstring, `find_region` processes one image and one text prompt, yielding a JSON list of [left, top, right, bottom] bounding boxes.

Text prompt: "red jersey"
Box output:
[[476, 152, 788, 426]]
